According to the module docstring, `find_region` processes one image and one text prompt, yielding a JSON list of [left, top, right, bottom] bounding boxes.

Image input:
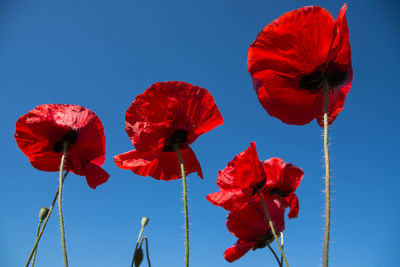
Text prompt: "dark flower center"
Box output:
[[252, 177, 266, 195], [163, 129, 188, 152], [53, 129, 78, 153], [269, 188, 290, 197], [254, 232, 274, 249], [299, 69, 348, 91]]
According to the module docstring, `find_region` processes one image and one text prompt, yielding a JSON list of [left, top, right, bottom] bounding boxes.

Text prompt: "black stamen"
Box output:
[[163, 129, 188, 152], [299, 70, 323, 90], [254, 232, 274, 249], [269, 188, 290, 197], [53, 129, 78, 153], [252, 177, 266, 195], [326, 70, 348, 88]]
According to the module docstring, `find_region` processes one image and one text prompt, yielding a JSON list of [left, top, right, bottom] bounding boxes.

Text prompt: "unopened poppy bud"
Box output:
[[134, 247, 144, 267], [39, 207, 49, 221], [141, 217, 149, 228]]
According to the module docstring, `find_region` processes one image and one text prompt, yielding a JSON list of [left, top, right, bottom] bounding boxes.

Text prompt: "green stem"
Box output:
[[140, 237, 152, 267], [256, 190, 289, 267], [322, 79, 331, 267], [58, 141, 69, 267], [175, 146, 189, 267], [131, 224, 146, 267], [280, 232, 284, 267], [24, 172, 69, 267], [267, 243, 281, 266], [30, 220, 43, 267]]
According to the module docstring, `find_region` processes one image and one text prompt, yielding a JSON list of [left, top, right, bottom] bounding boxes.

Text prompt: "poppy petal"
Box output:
[[224, 240, 255, 262], [114, 146, 203, 181], [263, 157, 304, 193], [314, 83, 351, 127], [206, 188, 253, 211], [227, 200, 284, 240], [216, 142, 265, 190], [285, 193, 299, 219], [84, 162, 110, 189]]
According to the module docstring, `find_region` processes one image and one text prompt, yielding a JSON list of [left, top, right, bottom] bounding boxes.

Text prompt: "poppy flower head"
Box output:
[[114, 81, 223, 181], [224, 200, 285, 262], [15, 104, 110, 189], [248, 4, 352, 126], [206, 142, 265, 211], [261, 158, 304, 218]]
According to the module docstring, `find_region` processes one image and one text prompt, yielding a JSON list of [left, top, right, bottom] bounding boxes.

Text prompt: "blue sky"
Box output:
[[1, 0, 399, 266]]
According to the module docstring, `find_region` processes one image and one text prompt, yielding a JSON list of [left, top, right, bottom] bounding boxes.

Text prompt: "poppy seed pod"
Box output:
[[39, 207, 49, 221], [141, 217, 149, 228]]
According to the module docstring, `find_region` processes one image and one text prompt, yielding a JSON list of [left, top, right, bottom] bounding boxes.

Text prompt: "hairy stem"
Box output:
[[30, 220, 43, 267], [58, 141, 69, 267], [175, 146, 189, 267], [322, 79, 331, 267], [280, 232, 284, 267], [24, 172, 69, 267], [256, 190, 289, 267]]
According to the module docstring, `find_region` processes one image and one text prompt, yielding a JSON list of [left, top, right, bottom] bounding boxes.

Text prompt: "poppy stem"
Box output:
[[322, 79, 331, 267], [256, 189, 289, 267], [143, 237, 152, 267], [139, 237, 152, 267], [24, 171, 69, 267], [267, 243, 281, 266], [280, 232, 284, 267], [58, 141, 69, 267], [30, 218, 43, 267], [175, 146, 189, 267], [130, 220, 146, 267]]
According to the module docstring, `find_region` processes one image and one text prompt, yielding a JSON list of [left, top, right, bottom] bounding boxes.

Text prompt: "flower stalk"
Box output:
[[58, 141, 69, 267], [30, 208, 46, 267], [24, 172, 69, 267], [175, 145, 189, 267], [322, 79, 331, 267], [256, 189, 289, 267], [131, 217, 149, 267]]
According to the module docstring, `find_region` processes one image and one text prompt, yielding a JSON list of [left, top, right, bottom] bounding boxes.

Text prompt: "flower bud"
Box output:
[[39, 207, 49, 221], [134, 247, 144, 267], [141, 217, 149, 228]]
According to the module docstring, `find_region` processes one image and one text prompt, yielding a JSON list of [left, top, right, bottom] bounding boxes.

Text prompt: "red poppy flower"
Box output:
[[114, 81, 223, 181], [261, 158, 304, 218], [15, 104, 110, 189], [224, 200, 285, 262], [206, 142, 265, 210], [207, 143, 303, 218], [248, 4, 352, 126]]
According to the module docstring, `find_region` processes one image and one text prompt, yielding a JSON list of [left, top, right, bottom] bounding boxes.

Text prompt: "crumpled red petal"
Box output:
[[206, 188, 254, 211], [216, 142, 265, 190], [114, 146, 203, 181], [226, 200, 284, 241], [224, 240, 255, 263], [285, 193, 299, 219], [224, 200, 285, 262], [84, 161, 110, 189], [125, 81, 223, 152], [263, 157, 304, 193]]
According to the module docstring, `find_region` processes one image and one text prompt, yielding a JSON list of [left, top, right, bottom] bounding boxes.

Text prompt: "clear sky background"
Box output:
[[1, 0, 399, 266]]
